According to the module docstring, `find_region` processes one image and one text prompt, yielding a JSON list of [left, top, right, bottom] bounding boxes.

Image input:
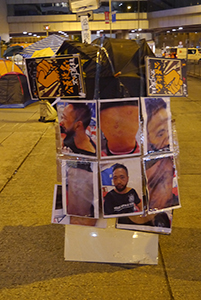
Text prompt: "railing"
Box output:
[[187, 60, 201, 78]]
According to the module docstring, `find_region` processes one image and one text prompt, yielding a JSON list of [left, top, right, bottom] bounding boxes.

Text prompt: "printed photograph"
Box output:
[[99, 98, 141, 158], [100, 158, 143, 218], [51, 184, 66, 224], [51, 184, 106, 227], [57, 100, 97, 158], [116, 210, 173, 235], [141, 97, 173, 155], [68, 215, 107, 228], [62, 160, 99, 219], [143, 154, 180, 213]]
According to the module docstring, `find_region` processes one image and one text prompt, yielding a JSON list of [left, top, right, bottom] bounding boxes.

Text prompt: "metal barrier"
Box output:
[[187, 60, 201, 78]]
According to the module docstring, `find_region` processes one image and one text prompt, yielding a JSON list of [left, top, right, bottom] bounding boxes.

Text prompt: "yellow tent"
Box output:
[[0, 59, 23, 76], [31, 47, 55, 58]]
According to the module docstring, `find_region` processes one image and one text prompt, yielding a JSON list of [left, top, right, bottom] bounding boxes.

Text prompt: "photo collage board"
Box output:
[[24, 54, 182, 234], [51, 96, 181, 235]]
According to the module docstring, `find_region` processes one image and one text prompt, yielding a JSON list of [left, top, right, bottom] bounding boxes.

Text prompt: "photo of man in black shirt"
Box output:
[[103, 163, 143, 217]]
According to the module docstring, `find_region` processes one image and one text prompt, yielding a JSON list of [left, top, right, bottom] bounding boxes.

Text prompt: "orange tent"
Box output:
[[0, 59, 23, 76]]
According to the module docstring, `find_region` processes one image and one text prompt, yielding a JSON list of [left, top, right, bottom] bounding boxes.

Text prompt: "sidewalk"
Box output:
[[0, 77, 201, 300]]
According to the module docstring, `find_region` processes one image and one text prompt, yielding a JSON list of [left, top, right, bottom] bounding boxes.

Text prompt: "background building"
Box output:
[[1, 1, 201, 53]]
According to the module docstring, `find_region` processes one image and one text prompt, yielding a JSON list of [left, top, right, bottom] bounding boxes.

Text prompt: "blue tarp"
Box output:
[[0, 99, 37, 108], [21, 34, 66, 58]]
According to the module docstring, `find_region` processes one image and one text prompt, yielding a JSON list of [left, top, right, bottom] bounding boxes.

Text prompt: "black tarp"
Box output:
[[0, 72, 32, 108], [56, 37, 155, 99]]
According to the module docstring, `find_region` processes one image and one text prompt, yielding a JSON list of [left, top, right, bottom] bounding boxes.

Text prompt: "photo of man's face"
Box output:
[[100, 158, 143, 218], [147, 107, 169, 151], [142, 97, 172, 154], [60, 104, 76, 141], [57, 101, 97, 157], [145, 156, 178, 211], [113, 168, 129, 192]]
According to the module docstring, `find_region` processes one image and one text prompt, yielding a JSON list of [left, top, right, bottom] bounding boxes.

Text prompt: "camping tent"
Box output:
[[3, 45, 23, 57], [21, 34, 66, 58], [56, 37, 155, 99], [0, 72, 32, 108], [0, 59, 23, 76]]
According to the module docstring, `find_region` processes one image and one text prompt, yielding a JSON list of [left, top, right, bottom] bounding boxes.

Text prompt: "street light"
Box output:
[[44, 25, 50, 36]]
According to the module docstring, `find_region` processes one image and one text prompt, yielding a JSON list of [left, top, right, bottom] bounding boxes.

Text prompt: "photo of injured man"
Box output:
[[99, 98, 141, 158], [143, 154, 180, 213], [62, 160, 99, 222], [141, 97, 173, 155]]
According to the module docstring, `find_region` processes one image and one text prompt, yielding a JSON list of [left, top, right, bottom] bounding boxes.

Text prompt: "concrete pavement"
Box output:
[[0, 77, 201, 299]]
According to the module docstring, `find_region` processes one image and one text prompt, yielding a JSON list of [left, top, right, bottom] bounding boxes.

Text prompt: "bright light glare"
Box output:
[[90, 232, 98, 237], [132, 232, 138, 239]]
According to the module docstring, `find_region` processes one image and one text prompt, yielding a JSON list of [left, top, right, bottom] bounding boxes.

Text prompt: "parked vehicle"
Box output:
[[177, 48, 201, 61]]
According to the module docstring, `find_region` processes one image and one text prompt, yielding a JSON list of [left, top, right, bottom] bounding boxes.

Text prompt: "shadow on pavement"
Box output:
[[159, 226, 201, 282], [0, 224, 144, 289]]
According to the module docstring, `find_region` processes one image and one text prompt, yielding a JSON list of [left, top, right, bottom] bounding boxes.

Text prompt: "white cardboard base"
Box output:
[[64, 218, 158, 264]]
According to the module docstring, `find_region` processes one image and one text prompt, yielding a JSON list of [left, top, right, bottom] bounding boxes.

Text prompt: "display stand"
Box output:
[[25, 37, 183, 266], [64, 219, 158, 264], [48, 44, 184, 266]]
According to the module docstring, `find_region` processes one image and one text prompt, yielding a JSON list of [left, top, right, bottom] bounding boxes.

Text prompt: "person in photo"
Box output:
[[60, 103, 96, 156], [145, 156, 179, 210], [118, 210, 171, 228], [100, 100, 140, 156], [103, 163, 142, 215], [145, 97, 170, 153]]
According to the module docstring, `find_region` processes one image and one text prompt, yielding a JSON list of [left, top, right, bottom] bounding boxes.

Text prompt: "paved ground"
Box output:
[[0, 76, 201, 299]]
